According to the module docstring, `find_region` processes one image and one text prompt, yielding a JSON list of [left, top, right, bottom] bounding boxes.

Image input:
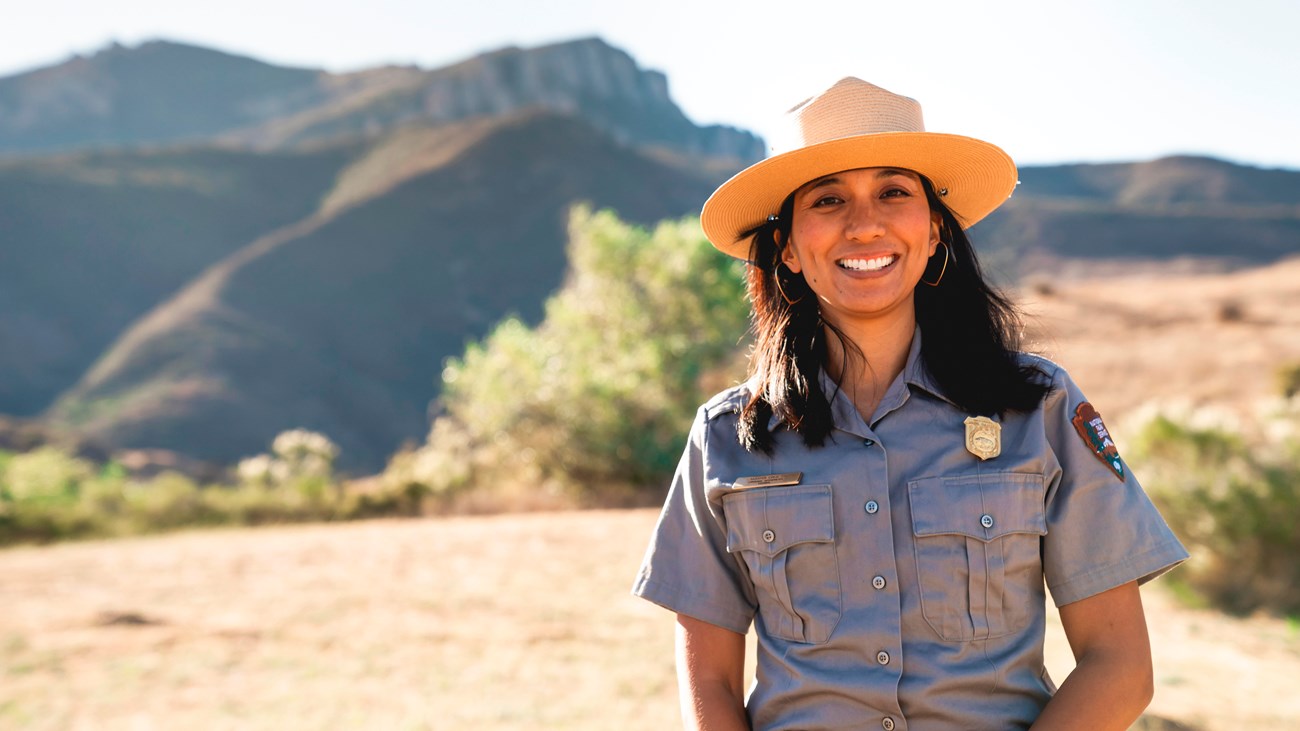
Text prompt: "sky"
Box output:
[[3, 0, 1297, 169]]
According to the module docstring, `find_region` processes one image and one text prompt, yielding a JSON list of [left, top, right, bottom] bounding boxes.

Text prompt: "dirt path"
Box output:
[[2, 510, 1297, 730]]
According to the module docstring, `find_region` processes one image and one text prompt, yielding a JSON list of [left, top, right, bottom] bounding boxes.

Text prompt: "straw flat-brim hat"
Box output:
[[701, 77, 1018, 259]]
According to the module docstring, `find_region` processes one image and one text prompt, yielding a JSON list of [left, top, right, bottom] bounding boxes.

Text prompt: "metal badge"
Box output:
[[733, 472, 803, 489], [963, 416, 1001, 461]]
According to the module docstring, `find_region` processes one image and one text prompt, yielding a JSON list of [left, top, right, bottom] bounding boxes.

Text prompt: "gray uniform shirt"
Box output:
[[632, 332, 1188, 731]]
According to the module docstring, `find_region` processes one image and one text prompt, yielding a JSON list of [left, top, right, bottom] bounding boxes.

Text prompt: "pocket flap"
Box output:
[[723, 484, 834, 558], [909, 473, 1046, 542]]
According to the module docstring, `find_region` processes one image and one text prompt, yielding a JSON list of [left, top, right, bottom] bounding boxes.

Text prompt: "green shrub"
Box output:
[[1278, 362, 1300, 399], [1130, 398, 1300, 615], [394, 207, 750, 502], [0, 448, 95, 504], [0, 429, 355, 545]]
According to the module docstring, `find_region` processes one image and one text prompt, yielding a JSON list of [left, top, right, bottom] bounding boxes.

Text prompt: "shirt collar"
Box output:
[[765, 326, 958, 434]]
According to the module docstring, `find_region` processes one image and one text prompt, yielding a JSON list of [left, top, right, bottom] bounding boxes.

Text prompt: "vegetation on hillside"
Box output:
[[0, 207, 749, 544], [0, 429, 418, 545]]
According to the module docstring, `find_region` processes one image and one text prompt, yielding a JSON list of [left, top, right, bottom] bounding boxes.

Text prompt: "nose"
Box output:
[[843, 199, 886, 241]]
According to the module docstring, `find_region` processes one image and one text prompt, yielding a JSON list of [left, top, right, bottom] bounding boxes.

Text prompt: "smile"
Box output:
[[837, 255, 897, 272]]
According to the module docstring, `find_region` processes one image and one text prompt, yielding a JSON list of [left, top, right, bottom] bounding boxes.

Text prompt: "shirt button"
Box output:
[[876, 650, 890, 665], [864, 500, 879, 514], [762, 529, 776, 543], [863, 438, 876, 447], [872, 575, 887, 590], [980, 514, 995, 529], [882, 717, 896, 731]]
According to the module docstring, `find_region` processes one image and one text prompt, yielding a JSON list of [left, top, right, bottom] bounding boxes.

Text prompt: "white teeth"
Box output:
[[838, 255, 896, 271]]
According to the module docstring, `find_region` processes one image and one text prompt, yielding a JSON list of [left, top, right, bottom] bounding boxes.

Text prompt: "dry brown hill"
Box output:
[[0, 145, 354, 415], [46, 112, 728, 471]]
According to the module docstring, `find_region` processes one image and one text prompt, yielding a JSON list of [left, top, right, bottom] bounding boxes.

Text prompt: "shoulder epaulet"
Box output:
[[1015, 351, 1063, 382], [701, 383, 753, 422]]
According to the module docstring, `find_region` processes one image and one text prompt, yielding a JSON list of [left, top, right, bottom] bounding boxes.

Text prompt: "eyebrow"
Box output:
[[801, 169, 917, 193]]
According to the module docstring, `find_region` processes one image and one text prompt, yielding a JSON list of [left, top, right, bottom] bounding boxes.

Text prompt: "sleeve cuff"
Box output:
[[1048, 540, 1191, 607], [632, 575, 754, 635]]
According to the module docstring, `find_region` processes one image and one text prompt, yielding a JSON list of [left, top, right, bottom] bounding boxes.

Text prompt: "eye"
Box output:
[[881, 187, 911, 198], [810, 194, 843, 208]]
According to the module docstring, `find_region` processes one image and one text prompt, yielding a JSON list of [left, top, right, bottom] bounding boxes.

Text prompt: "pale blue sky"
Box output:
[[4, 0, 1297, 169]]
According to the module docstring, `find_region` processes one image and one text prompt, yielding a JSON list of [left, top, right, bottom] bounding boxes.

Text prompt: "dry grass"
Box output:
[[1018, 256, 1300, 439], [2, 510, 1298, 730], [0, 513, 678, 730]]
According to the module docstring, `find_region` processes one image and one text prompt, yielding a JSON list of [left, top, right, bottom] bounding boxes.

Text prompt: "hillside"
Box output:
[[0, 41, 329, 153], [0, 145, 355, 416], [46, 113, 727, 471], [976, 155, 1300, 279], [0, 36, 1297, 475]]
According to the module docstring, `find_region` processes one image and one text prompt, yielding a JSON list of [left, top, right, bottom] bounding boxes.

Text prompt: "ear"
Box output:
[[928, 211, 942, 256], [778, 231, 803, 273]]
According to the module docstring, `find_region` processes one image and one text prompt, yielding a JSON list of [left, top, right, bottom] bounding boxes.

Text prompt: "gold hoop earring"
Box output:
[[921, 241, 950, 287], [774, 267, 804, 305]]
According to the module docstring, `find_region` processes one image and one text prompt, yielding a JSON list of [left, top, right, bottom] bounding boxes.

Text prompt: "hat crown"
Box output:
[[777, 77, 926, 155]]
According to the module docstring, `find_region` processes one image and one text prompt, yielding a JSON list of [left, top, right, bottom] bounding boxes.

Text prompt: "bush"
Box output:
[[0, 429, 356, 545], [1129, 398, 1300, 615], [394, 207, 750, 503], [1277, 361, 1300, 399]]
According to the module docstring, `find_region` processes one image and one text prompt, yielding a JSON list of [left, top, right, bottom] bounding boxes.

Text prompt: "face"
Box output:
[[781, 167, 941, 332]]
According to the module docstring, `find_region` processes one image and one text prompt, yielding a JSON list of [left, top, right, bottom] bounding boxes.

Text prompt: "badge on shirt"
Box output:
[[1071, 402, 1125, 481], [733, 472, 803, 489], [963, 416, 1001, 461]]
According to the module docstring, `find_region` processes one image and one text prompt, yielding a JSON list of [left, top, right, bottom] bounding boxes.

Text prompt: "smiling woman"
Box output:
[[782, 168, 939, 339], [632, 77, 1189, 731]]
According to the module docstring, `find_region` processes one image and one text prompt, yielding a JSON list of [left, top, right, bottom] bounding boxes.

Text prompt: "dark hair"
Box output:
[[736, 175, 1049, 453]]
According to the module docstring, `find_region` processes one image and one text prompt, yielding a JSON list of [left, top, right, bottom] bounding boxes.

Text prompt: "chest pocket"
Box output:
[[722, 484, 841, 644], [908, 472, 1047, 642]]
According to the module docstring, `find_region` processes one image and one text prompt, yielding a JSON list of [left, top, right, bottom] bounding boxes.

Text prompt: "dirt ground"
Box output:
[[3, 259, 1299, 729], [1, 510, 1297, 731]]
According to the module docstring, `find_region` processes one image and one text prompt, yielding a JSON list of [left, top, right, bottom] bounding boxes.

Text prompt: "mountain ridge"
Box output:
[[0, 37, 1297, 475], [0, 37, 763, 164]]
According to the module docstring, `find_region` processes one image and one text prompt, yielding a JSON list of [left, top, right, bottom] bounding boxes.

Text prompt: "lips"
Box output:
[[837, 254, 897, 272]]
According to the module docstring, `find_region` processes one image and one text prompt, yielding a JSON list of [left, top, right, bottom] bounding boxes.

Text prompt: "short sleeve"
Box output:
[[631, 406, 756, 634], [1040, 366, 1189, 607]]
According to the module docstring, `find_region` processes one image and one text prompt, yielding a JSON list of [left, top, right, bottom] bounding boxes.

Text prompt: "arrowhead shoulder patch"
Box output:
[[1071, 402, 1125, 481]]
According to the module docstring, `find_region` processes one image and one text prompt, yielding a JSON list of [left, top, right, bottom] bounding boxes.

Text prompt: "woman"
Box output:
[[632, 78, 1188, 730]]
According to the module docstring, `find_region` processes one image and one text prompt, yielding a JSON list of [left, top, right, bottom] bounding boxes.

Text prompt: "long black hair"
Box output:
[[736, 175, 1049, 453]]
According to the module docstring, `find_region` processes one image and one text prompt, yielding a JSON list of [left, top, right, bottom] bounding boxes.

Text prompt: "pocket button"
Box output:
[[882, 717, 896, 731], [762, 529, 776, 543], [980, 514, 995, 529]]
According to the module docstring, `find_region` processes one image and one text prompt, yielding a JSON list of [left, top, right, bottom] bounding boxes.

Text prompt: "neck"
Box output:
[[823, 311, 917, 422]]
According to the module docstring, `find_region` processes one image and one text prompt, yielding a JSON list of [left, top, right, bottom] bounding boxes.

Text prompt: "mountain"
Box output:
[[0, 41, 329, 153], [974, 155, 1300, 278], [0, 144, 355, 416], [43, 112, 727, 471], [1, 37, 1297, 475], [0, 38, 762, 164]]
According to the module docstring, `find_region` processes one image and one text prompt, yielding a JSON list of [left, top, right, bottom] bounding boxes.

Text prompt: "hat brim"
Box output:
[[700, 132, 1017, 259]]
